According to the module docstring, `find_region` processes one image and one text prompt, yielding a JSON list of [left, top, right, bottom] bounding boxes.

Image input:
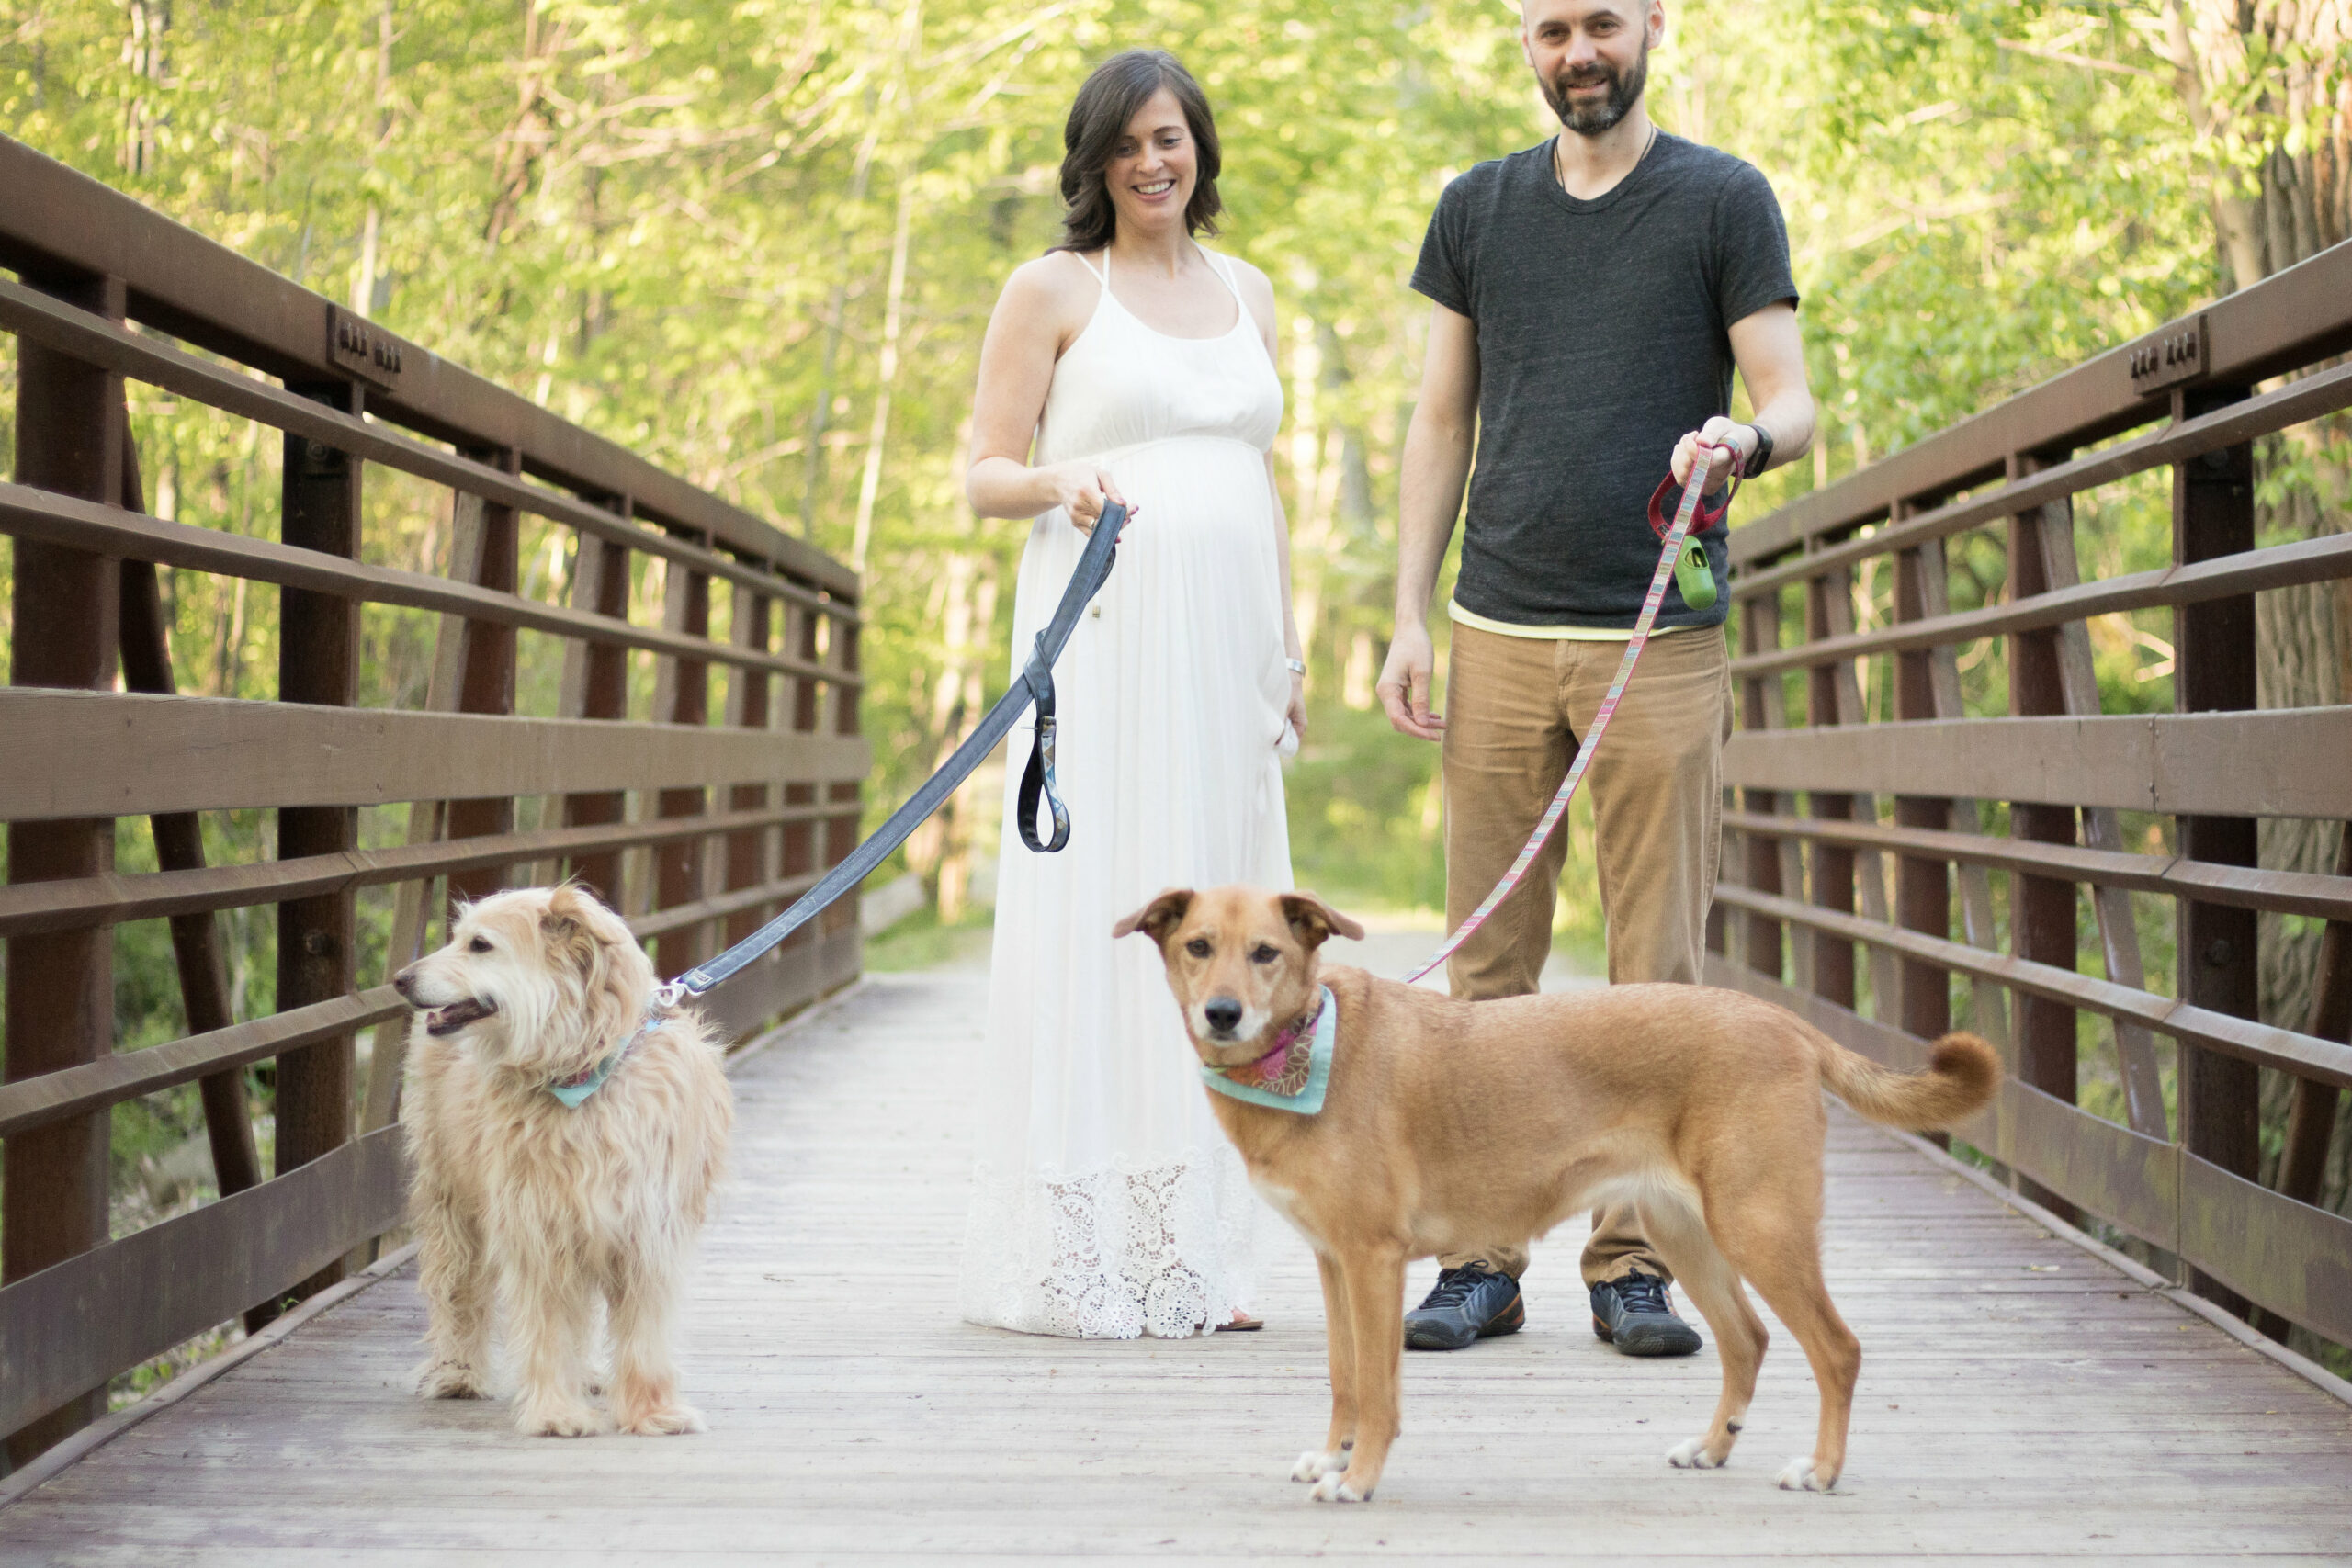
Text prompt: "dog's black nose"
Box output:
[[392, 965, 416, 999], [1204, 997, 1243, 1033]]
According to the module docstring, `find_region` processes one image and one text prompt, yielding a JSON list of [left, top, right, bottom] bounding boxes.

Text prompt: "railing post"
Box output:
[[4, 268, 125, 1466], [273, 379, 364, 1302], [828, 606, 863, 984], [1906, 525, 2010, 1058], [654, 538, 714, 979], [2004, 452, 2081, 1223], [724, 575, 776, 944], [444, 446, 524, 906], [1815, 542, 1902, 1017], [561, 502, 635, 908], [1735, 583, 1786, 983], [780, 592, 823, 980], [2172, 381, 2260, 1316], [1804, 564, 1857, 1010], [1891, 513, 1951, 1048]]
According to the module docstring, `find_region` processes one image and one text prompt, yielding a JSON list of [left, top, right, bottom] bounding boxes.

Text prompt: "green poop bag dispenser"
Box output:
[[1675, 537, 1717, 611]]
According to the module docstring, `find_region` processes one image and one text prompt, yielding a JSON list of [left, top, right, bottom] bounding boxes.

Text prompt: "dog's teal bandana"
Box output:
[[1200, 987, 1335, 1115], [548, 1009, 662, 1108]]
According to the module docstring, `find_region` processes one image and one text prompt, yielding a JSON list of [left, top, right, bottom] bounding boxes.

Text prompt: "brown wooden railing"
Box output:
[[1713, 240, 2352, 1352], [0, 135, 868, 1465]]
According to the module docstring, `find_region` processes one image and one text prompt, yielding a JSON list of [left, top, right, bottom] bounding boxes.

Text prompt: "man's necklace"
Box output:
[[1555, 122, 1657, 194]]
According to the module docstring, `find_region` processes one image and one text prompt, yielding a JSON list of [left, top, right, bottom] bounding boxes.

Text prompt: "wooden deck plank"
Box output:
[[3, 956, 2348, 1564]]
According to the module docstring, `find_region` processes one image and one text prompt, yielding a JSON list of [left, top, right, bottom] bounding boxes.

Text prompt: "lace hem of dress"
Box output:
[[959, 1145, 1262, 1340]]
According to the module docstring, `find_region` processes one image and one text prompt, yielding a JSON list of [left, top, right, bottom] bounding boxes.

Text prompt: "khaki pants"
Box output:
[[1432, 620, 1732, 1287]]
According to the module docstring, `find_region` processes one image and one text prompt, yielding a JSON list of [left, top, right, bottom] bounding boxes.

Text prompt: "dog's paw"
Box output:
[[1307, 1472, 1370, 1504], [1666, 1436, 1725, 1470], [415, 1359, 489, 1400], [516, 1399, 608, 1438], [1775, 1455, 1834, 1492], [617, 1402, 707, 1437], [1290, 1450, 1348, 1483]]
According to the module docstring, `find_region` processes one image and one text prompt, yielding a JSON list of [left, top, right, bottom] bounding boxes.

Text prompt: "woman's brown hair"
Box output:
[[1053, 51, 1223, 254]]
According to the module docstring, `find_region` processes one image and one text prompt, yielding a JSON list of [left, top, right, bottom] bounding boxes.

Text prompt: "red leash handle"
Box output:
[[1645, 468, 1736, 539]]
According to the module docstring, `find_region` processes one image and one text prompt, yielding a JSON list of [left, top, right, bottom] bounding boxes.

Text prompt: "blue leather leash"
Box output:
[[659, 501, 1131, 1007]]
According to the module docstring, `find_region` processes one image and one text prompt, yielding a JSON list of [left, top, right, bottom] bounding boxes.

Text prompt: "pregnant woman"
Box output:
[[958, 50, 1306, 1338]]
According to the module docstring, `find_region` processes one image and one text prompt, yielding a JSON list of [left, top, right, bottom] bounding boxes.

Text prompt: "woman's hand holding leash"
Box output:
[[1052, 462, 1135, 535]]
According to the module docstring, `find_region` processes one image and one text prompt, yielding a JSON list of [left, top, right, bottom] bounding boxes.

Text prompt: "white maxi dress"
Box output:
[[960, 248, 1295, 1338]]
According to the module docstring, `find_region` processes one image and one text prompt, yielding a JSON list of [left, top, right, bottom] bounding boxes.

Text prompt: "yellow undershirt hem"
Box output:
[[1447, 599, 1694, 641]]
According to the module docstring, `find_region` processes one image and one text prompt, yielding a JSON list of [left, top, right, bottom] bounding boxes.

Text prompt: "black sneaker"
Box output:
[[1402, 1264, 1525, 1350], [1589, 1269, 1702, 1357]]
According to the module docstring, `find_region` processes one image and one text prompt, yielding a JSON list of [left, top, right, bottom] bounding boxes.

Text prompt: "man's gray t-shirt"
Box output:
[[1411, 133, 1797, 630]]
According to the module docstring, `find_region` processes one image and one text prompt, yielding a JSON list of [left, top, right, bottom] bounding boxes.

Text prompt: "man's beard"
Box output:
[[1542, 39, 1649, 135]]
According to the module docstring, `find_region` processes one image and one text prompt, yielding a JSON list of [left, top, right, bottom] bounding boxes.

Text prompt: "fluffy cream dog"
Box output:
[[395, 885, 732, 1438]]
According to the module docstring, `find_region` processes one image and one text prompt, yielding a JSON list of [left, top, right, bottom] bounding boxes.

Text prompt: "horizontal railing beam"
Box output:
[[1704, 955, 2352, 1346], [0, 276, 858, 623], [1730, 530, 2352, 676], [626, 871, 823, 942], [0, 862, 826, 1134], [1720, 808, 2352, 922], [0, 1127, 405, 1437], [694, 924, 859, 1040], [1724, 708, 2352, 818], [0, 134, 855, 598], [1711, 883, 2352, 1087], [0, 689, 870, 821], [0, 989, 405, 1139], [1731, 239, 2352, 566], [1729, 355, 2352, 596], [0, 803, 829, 937], [0, 480, 850, 682]]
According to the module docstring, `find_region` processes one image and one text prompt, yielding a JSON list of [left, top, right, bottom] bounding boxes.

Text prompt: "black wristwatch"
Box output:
[[1740, 423, 1775, 479]]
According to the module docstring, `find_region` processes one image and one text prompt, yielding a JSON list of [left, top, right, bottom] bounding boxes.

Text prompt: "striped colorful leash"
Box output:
[[1402, 443, 1734, 986]]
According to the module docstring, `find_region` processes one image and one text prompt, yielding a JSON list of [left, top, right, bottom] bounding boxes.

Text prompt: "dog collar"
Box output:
[[548, 1008, 661, 1109], [1200, 986, 1336, 1115]]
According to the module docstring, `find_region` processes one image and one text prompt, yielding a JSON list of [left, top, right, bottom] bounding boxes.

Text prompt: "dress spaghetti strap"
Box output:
[[1202, 246, 1244, 305]]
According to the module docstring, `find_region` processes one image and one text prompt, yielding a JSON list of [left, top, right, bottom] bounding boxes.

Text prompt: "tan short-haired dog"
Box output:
[[1116, 884, 1999, 1503], [396, 885, 732, 1438]]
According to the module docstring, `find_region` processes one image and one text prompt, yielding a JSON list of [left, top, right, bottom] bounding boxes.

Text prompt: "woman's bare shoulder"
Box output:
[[1001, 250, 1101, 308], [993, 251, 1102, 345]]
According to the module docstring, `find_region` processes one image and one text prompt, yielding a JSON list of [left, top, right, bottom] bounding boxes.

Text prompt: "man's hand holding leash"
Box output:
[[1671, 414, 1758, 490]]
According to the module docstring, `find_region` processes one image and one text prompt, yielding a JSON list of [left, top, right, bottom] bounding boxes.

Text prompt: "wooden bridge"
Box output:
[[2, 133, 2349, 1560]]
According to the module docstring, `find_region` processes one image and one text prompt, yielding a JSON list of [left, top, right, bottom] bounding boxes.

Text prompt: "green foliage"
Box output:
[[2, 0, 2218, 866], [2, 0, 2236, 1225]]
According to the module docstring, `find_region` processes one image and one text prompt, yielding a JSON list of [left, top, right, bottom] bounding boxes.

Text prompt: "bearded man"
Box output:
[[1377, 0, 1816, 1356]]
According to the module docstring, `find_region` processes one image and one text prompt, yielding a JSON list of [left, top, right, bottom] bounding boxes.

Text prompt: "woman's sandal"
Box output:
[[1215, 1310, 1264, 1332]]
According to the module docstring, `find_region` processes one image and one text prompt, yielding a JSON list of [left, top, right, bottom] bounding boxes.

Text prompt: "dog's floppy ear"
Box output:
[[1279, 891, 1364, 949], [1113, 888, 1193, 943], [539, 886, 606, 975]]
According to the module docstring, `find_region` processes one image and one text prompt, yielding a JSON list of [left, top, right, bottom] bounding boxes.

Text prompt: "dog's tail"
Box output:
[[1815, 1031, 2001, 1132]]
